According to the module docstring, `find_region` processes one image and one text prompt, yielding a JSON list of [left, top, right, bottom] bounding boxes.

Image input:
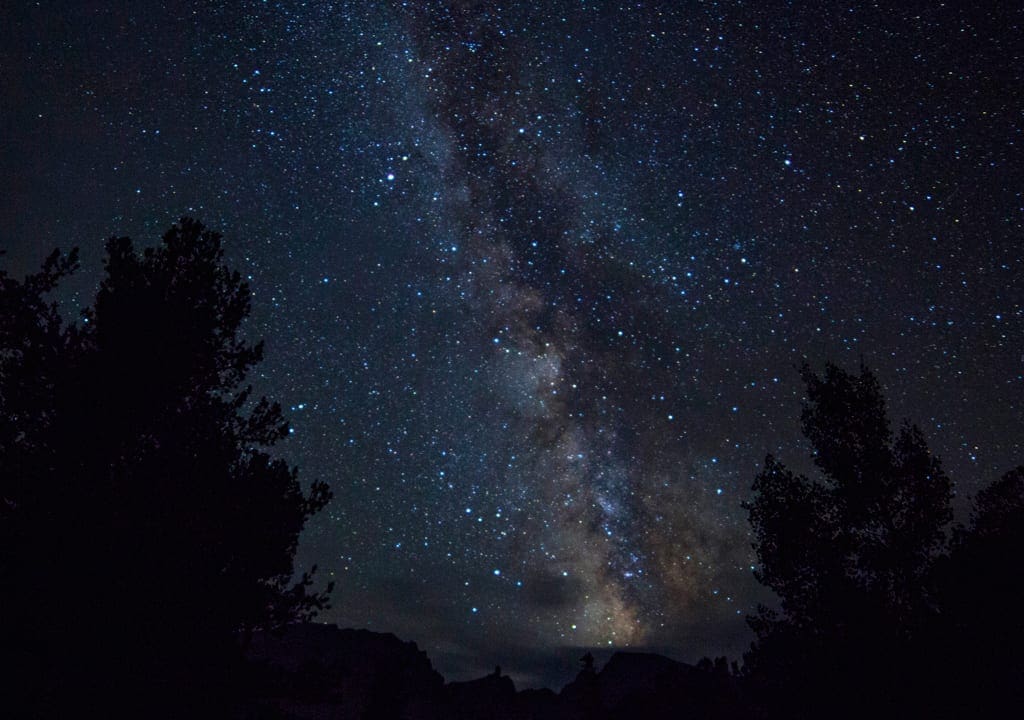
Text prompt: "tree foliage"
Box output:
[[1, 219, 332, 714], [745, 362, 1024, 718], [744, 362, 953, 717], [934, 465, 1024, 713]]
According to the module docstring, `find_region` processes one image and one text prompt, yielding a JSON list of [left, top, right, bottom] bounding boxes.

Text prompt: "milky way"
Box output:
[[2, 0, 1021, 688]]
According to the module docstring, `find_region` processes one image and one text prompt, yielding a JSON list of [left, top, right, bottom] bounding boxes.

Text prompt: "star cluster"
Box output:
[[2, 0, 1021, 689]]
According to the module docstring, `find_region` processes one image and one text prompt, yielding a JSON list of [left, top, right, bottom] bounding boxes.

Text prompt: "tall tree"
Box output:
[[744, 362, 953, 718], [1, 220, 332, 715], [1, 247, 82, 608]]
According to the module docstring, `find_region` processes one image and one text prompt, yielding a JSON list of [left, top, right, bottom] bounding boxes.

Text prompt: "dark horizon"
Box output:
[[291, 621, 713, 691], [411, 629, 756, 691], [3, 0, 1022, 709]]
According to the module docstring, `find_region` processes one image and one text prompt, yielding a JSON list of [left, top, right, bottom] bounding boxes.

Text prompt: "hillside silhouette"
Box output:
[[245, 623, 749, 720]]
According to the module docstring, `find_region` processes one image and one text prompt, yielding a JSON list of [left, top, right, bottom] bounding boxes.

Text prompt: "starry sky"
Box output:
[[2, 0, 1022, 689]]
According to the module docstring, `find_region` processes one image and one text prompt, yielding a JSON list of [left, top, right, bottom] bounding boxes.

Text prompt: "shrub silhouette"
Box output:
[[1, 219, 332, 716]]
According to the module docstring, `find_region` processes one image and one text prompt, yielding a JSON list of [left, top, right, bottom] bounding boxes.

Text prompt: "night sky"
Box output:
[[2, 0, 1022, 689]]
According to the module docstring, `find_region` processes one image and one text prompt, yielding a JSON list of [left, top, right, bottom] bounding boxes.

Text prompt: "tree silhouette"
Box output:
[[930, 466, 1024, 716], [1, 219, 332, 716], [744, 362, 953, 718]]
